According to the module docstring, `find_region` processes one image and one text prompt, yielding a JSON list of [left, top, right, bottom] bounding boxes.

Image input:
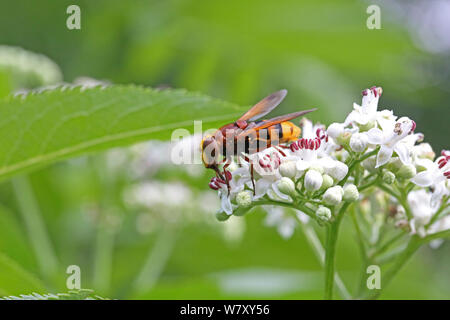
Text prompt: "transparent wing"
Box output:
[[238, 89, 287, 122]]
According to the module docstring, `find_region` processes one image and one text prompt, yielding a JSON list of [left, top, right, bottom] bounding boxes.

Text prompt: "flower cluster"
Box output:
[[209, 86, 449, 242]]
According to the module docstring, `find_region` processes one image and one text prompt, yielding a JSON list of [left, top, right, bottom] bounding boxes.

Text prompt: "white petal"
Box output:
[[271, 182, 291, 201], [296, 159, 310, 172], [345, 109, 367, 125], [367, 128, 384, 145], [375, 145, 393, 168], [254, 179, 271, 199], [318, 157, 336, 169], [431, 182, 448, 207], [394, 143, 411, 165], [221, 194, 233, 215], [411, 171, 435, 187]]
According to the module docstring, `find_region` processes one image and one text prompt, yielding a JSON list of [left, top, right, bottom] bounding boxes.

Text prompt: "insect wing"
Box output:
[[238, 89, 287, 122], [238, 109, 316, 136]]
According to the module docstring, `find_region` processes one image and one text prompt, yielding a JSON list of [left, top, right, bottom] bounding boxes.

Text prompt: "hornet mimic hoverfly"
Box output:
[[200, 90, 316, 194]]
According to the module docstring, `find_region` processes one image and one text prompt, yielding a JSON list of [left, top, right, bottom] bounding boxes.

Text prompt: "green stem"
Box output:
[[12, 176, 59, 281], [93, 224, 115, 293], [339, 148, 379, 187], [296, 217, 351, 300], [378, 183, 413, 219], [132, 224, 178, 295], [366, 235, 421, 299], [324, 202, 350, 299], [370, 232, 406, 259]]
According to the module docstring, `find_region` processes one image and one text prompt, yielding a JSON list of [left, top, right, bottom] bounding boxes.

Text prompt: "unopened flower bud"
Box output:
[[327, 123, 344, 139], [362, 156, 377, 172], [296, 180, 303, 191], [304, 169, 323, 191], [337, 132, 352, 145], [382, 170, 396, 184], [343, 184, 359, 202], [397, 164, 416, 180], [216, 210, 231, 221], [316, 206, 332, 222], [325, 161, 348, 182], [309, 165, 324, 174], [323, 186, 343, 206], [358, 120, 376, 131], [321, 174, 334, 190], [279, 161, 297, 178], [349, 133, 368, 153], [236, 190, 253, 208], [277, 177, 296, 196]]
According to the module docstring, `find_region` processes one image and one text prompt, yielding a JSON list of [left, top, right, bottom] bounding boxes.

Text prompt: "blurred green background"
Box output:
[[0, 0, 448, 299]]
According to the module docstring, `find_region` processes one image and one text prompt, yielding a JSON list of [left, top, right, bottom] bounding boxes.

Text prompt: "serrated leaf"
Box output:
[[0, 85, 246, 180], [0, 289, 107, 300]]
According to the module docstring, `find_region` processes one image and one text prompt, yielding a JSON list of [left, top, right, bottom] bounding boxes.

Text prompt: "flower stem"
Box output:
[[297, 217, 351, 299], [324, 202, 350, 299], [12, 176, 59, 282], [365, 235, 421, 299]]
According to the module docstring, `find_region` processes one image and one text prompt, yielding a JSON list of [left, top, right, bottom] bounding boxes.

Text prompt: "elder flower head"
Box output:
[[412, 150, 450, 205], [367, 116, 416, 168], [345, 86, 382, 127]]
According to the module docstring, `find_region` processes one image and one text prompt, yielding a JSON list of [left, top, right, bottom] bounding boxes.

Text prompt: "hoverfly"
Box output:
[[200, 89, 316, 193]]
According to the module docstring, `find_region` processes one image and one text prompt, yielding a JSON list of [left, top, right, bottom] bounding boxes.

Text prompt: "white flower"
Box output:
[[279, 160, 297, 178], [323, 186, 344, 205], [411, 150, 450, 205], [345, 86, 382, 127], [209, 167, 249, 215], [327, 122, 345, 139], [428, 215, 450, 248], [264, 206, 296, 239], [277, 177, 296, 196], [236, 190, 253, 207], [382, 170, 396, 184], [407, 189, 439, 237], [289, 137, 347, 182], [397, 164, 417, 179], [321, 174, 334, 190], [367, 116, 416, 168], [304, 169, 323, 191], [316, 206, 332, 222], [251, 148, 291, 201], [343, 184, 359, 202], [324, 160, 348, 182], [349, 132, 368, 153]]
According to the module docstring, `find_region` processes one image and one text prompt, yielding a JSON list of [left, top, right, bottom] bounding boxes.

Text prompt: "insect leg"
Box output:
[[274, 145, 287, 157], [223, 158, 232, 196], [250, 162, 255, 195]]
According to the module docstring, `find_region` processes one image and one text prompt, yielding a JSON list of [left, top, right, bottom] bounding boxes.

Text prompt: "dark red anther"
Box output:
[[362, 89, 368, 96], [370, 86, 378, 97], [214, 177, 226, 185], [290, 143, 297, 152], [225, 170, 232, 181], [315, 138, 320, 150], [209, 182, 219, 190], [444, 171, 450, 178], [298, 139, 303, 149], [441, 150, 450, 160], [410, 120, 416, 133], [308, 139, 314, 150]]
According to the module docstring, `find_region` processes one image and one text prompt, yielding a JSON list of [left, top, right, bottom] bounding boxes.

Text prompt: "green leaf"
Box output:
[[0, 289, 107, 300], [0, 85, 246, 181], [0, 252, 46, 296]]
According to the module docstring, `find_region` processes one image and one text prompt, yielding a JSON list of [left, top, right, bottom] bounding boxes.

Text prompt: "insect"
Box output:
[[200, 89, 316, 194]]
